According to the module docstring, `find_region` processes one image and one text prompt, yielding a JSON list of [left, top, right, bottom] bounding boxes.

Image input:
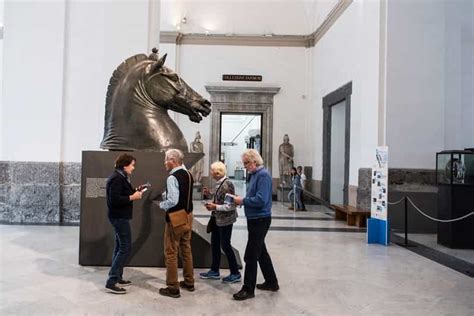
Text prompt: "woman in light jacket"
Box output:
[[201, 161, 241, 283]]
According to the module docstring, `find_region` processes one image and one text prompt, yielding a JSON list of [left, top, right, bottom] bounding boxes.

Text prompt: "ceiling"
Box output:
[[160, 0, 339, 36]]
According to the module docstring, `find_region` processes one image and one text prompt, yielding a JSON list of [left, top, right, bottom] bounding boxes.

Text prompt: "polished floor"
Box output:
[[393, 232, 474, 265], [1, 203, 473, 315]]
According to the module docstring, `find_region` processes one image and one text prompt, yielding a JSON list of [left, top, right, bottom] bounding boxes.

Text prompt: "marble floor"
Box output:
[[393, 232, 474, 265], [1, 203, 473, 316]]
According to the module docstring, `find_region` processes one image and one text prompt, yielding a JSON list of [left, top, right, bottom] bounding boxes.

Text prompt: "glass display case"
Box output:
[[436, 149, 474, 249], [436, 150, 474, 185]]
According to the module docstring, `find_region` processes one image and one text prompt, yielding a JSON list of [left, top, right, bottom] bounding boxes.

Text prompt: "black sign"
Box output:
[[222, 74, 262, 81]]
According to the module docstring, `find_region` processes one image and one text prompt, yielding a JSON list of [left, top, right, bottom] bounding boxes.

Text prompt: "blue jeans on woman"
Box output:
[[211, 224, 239, 275], [106, 218, 131, 287], [288, 188, 303, 209]]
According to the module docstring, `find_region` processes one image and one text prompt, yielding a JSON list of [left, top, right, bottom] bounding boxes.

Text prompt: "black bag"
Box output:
[[206, 216, 217, 234]]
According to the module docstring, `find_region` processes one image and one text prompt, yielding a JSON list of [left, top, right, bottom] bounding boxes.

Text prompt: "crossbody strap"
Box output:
[[213, 177, 228, 203], [186, 171, 192, 212]]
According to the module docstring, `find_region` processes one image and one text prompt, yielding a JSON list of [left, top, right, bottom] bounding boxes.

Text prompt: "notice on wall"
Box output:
[[371, 147, 388, 220]]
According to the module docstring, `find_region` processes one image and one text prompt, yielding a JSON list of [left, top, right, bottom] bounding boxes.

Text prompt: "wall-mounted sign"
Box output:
[[222, 74, 262, 81]]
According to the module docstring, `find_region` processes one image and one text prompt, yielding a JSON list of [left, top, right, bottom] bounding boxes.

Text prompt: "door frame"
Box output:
[[205, 85, 279, 184], [322, 82, 352, 205]]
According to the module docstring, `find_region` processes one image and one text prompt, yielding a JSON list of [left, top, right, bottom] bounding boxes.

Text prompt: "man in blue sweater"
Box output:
[[233, 149, 279, 301]]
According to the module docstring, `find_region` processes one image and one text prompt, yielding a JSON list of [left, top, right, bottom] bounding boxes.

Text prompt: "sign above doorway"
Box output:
[[222, 74, 262, 81]]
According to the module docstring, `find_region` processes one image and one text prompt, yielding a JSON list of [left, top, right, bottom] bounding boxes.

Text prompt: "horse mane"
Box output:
[[105, 54, 149, 115]]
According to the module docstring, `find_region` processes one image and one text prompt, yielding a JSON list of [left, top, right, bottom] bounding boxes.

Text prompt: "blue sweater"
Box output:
[[243, 167, 272, 219]]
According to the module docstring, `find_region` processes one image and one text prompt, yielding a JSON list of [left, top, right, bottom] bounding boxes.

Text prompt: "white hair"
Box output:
[[165, 148, 184, 163], [242, 149, 264, 166], [210, 161, 227, 178]]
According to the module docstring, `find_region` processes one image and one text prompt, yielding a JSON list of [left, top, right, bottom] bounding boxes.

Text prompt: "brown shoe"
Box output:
[[288, 207, 294, 210], [159, 287, 180, 298], [179, 281, 195, 292]]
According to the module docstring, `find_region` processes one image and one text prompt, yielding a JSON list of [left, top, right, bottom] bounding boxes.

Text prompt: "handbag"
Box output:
[[168, 171, 193, 234], [206, 216, 216, 234]]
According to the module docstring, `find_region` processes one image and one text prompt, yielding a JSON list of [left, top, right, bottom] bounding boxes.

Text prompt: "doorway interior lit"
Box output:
[[220, 113, 262, 196]]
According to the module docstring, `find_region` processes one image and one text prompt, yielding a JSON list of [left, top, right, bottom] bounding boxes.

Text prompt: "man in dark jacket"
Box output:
[[105, 153, 143, 294]]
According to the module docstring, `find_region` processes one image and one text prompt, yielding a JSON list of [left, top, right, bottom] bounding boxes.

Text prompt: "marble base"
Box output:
[[79, 151, 241, 268], [193, 183, 203, 200]]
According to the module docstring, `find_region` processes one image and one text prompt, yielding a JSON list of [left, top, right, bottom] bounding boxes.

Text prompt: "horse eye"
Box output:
[[170, 74, 179, 82]]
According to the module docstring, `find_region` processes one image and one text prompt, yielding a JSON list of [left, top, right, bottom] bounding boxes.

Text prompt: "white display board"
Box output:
[[371, 147, 388, 220]]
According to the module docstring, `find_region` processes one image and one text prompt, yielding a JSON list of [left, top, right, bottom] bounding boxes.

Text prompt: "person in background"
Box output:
[[201, 161, 241, 283], [105, 153, 143, 294], [297, 166, 307, 211], [233, 149, 279, 301], [288, 167, 303, 211], [159, 149, 195, 298]]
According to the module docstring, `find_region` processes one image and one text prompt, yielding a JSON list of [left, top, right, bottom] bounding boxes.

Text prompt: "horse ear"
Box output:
[[150, 53, 167, 73]]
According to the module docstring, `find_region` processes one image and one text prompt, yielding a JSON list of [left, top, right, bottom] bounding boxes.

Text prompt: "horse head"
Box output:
[[100, 49, 211, 152], [144, 54, 211, 123]]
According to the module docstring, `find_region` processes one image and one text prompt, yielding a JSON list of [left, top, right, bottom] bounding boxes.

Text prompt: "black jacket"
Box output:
[[106, 170, 134, 219]]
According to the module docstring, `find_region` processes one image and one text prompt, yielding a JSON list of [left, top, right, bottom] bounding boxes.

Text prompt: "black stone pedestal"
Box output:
[[437, 185, 474, 249], [79, 150, 242, 268]]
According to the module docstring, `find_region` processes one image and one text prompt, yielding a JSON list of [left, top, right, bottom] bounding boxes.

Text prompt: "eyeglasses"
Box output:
[[243, 160, 253, 166]]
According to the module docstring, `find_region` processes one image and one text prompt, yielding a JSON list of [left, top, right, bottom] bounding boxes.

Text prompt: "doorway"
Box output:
[[206, 85, 279, 186], [220, 114, 262, 196], [220, 113, 262, 178], [322, 82, 352, 205]]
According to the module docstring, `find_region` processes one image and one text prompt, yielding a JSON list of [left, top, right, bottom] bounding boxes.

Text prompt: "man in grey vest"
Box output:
[[159, 149, 195, 298]]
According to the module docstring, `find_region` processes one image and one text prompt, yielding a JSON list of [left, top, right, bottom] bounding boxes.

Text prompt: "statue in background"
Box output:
[[189, 131, 204, 185], [100, 48, 211, 152], [279, 134, 294, 185]]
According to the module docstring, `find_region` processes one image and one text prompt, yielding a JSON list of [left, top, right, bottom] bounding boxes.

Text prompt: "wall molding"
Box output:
[[160, 0, 353, 48]]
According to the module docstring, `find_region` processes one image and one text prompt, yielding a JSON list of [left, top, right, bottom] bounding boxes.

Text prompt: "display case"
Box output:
[[436, 150, 474, 185], [436, 150, 474, 249]]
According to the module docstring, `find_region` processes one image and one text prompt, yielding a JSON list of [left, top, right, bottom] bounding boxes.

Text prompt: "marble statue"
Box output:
[[278, 134, 294, 185], [100, 48, 211, 152], [189, 131, 204, 184]]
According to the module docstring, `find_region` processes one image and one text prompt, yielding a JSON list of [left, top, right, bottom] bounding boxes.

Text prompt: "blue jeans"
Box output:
[[288, 188, 302, 209], [106, 218, 131, 286], [211, 224, 239, 275]]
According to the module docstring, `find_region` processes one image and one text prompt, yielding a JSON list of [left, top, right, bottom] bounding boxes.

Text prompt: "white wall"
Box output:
[[2, 0, 66, 161], [0, 0, 4, 156], [386, 0, 445, 168], [309, 0, 381, 186], [61, 0, 151, 162], [386, 0, 473, 169], [443, 0, 473, 149], [159, 43, 310, 178], [1, 0, 156, 162]]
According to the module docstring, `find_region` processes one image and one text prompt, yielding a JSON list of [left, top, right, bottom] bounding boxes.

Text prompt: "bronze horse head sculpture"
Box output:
[[100, 48, 211, 152]]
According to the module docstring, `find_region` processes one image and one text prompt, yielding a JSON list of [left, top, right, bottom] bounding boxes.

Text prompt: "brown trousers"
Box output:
[[164, 212, 194, 290]]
